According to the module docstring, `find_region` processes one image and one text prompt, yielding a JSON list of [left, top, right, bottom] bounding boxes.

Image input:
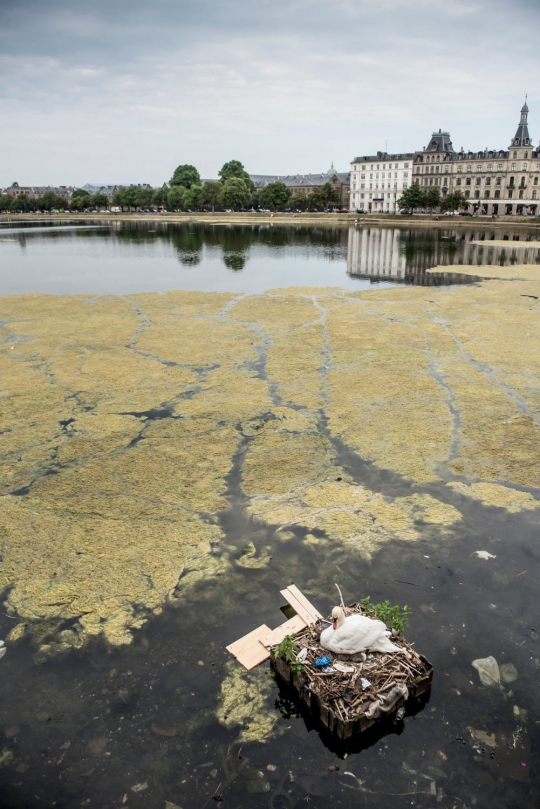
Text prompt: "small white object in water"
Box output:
[[473, 551, 496, 560], [472, 656, 500, 687], [296, 647, 308, 663]]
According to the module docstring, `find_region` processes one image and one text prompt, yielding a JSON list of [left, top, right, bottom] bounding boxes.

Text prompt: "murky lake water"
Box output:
[[1, 221, 540, 808], [1, 219, 539, 294]]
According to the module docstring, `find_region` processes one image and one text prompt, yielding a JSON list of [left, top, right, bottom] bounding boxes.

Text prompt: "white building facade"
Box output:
[[349, 151, 414, 213]]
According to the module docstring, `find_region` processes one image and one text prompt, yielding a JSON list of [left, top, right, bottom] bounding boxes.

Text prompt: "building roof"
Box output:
[[250, 172, 349, 189], [424, 130, 455, 153], [352, 151, 414, 163], [511, 101, 532, 147]]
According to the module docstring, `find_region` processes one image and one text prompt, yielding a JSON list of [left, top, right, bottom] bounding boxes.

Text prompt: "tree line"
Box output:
[[397, 185, 469, 215]]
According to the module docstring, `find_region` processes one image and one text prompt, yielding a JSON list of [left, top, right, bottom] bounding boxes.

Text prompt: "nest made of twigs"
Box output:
[[275, 603, 430, 725]]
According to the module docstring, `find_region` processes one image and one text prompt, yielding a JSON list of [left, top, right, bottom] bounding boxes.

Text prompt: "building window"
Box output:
[[467, 165, 472, 172], [495, 190, 500, 199], [511, 163, 516, 171], [513, 151, 518, 158], [522, 163, 528, 171], [474, 190, 480, 198], [404, 163, 409, 168], [497, 163, 503, 171], [457, 166, 463, 173], [508, 189, 513, 198], [496, 177, 502, 185], [361, 183, 365, 189], [456, 178, 462, 186], [487, 164, 493, 171], [476, 164, 482, 171], [486, 177, 491, 186], [533, 190, 537, 199], [465, 191, 470, 198], [466, 178, 472, 186], [476, 177, 481, 185], [519, 189, 524, 199], [534, 177, 539, 185]]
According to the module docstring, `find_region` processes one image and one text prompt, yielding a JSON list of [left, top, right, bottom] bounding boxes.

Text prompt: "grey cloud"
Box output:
[[1, 0, 538, 186]]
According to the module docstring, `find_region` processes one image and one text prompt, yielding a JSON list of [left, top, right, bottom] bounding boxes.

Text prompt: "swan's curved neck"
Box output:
[[334, 607, 346, 628]]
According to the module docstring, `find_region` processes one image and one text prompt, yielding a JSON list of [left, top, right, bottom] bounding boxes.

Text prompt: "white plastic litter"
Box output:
[[361, 677, 371, 690], [334, 663, 355, 673], [472, 656, 500, 686], [296, 647, 308, 663], [473, 551, 497, 560]]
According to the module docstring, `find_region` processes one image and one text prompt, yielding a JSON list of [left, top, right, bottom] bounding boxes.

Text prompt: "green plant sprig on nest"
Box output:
[[360, 597, 412, 635], [274, 635, 305, 676]]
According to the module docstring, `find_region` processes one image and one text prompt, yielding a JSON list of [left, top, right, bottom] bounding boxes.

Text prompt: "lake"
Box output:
[[1, 219, 539, 294], [1, 220, 540, 809]]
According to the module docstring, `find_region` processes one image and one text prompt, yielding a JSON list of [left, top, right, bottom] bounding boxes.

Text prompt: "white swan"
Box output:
[[320, 606, 401, 655]]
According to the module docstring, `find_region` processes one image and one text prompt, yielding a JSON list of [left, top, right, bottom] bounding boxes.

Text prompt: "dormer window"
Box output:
[[513, 150, 518, 157]]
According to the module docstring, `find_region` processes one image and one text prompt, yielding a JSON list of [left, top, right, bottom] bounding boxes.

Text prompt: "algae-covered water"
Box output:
[[0, 222, 540, 807]]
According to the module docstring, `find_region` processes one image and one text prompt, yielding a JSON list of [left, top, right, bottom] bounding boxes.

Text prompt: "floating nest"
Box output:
[[270, 603, 433, 740]]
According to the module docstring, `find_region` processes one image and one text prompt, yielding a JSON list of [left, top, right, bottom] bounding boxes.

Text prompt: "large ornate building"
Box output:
[[350, 102, 539, 215], [412, 103, 539, 216]]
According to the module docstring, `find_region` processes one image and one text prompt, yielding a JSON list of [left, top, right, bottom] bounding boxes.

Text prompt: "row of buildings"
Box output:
[[349, 102, 539, 216], [3, 103, 538, 216]]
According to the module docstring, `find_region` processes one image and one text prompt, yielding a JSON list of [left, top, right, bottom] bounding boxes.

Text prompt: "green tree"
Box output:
[[425, 187, 441, 213], [183, 184, 203, 209], [91, 193, 109, 210], [152, 188, 167, 207], [40, 192, 67, 211], [70, 189, 91, 210], [441, 189, 467, 214], [167, 185, 186, 210], [290, 192, 309, 211], [259, 182, 291, 211], [397, 184, 426, 215], [201, 180, 223, 211], [310, 182, 339, 209], [134, 187, 153, 208], [220, 177, 251, 210], [218, 160, 254, 191], [112, 189, 126, 209], [170, 164, 201, 189]]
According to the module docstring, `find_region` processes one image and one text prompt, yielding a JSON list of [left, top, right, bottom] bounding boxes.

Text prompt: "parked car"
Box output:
[[400, 209, 412, 215], [459, 210, 473, 216], [355, 209, 366, 214]]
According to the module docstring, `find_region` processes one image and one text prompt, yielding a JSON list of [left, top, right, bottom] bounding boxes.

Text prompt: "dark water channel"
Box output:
[[1, 424, 540, 808], [1, 221, 540, 807], [0, 219, 540, 294]]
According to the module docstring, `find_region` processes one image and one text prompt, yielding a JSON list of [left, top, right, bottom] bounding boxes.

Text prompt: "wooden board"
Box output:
[[226, 624, 271, 670], [261, 614, 307, 648], [280, 585, 323, 624]]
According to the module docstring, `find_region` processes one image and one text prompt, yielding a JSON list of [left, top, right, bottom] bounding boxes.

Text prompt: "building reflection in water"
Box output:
[[347, 227, 540, 285]]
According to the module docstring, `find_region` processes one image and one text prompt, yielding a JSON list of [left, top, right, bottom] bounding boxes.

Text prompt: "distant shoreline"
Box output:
[[2, 211, 540, 230]]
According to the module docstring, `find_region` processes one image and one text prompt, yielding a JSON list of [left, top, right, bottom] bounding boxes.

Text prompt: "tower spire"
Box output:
[[511, 99, 531, 147]]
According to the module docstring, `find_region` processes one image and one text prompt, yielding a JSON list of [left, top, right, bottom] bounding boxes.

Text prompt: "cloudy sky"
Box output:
[[1, 0, 539, 187]]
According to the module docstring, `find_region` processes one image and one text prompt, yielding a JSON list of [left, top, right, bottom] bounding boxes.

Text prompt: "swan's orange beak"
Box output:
[[332, 618, 337, 630]]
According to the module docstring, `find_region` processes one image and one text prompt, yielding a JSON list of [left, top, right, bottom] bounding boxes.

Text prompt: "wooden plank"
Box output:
[[226, 625, 271, 670], [287, 584, 323, 621], [261, 614, 307, 648], [280, 586, 322, 625]]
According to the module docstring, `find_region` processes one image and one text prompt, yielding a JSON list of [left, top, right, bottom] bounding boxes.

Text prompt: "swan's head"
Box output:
[[331, 606, 345, 630]]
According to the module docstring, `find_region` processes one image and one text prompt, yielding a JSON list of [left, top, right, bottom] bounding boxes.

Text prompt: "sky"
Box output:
[[1, 0, 539, 187]]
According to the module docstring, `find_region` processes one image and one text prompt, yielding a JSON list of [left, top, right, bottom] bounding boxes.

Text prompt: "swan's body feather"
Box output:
[[320, 613, 400, 655]]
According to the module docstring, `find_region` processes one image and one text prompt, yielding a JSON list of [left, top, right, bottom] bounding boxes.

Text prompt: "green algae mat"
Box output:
[[1, 279, 539, 655]]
